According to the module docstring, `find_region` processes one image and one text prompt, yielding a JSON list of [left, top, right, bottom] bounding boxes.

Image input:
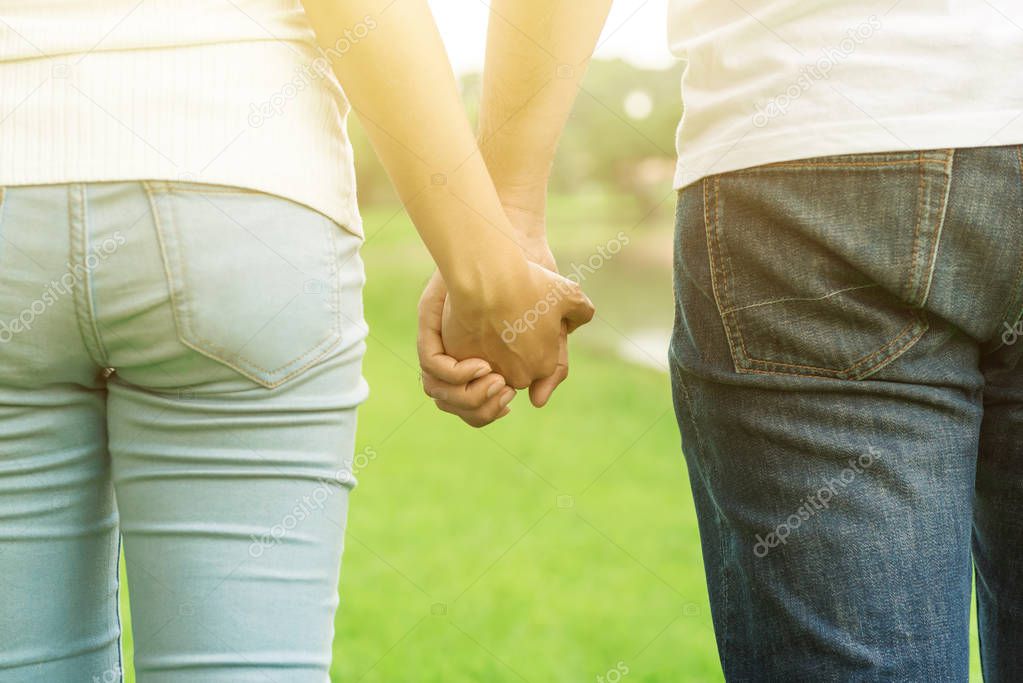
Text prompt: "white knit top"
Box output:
[[0, 0, 361, 235]]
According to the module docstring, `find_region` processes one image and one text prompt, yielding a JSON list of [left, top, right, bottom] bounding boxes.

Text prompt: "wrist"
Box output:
[[478, 141, 551, 228], [442, 243, 532, 308]]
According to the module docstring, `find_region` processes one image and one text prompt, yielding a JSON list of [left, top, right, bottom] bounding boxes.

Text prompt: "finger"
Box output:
[[435, 388, 516, 428], [529, 324, 569, 408], [560, 286, 595, 334], [423, 371, 506, 410], [417, 281, 491, 383]]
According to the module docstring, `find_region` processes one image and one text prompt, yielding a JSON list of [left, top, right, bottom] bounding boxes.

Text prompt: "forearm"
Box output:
[[301, 0, 526, 294], [479, 0, 612, 233]]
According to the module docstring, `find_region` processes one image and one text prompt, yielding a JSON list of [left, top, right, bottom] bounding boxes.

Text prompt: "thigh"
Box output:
[[92, 181, 368, 681], [0, 385, 120, 682], [108, 365, 362, 683], [0, 185, 121, 681], [670, 152, 991, 680]]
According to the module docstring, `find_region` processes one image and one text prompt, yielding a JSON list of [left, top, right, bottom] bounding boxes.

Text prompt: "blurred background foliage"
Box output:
[[350, 59, 681, 214]]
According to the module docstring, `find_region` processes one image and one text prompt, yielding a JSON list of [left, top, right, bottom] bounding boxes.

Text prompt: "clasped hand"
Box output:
[[417, 247, 594, 427]]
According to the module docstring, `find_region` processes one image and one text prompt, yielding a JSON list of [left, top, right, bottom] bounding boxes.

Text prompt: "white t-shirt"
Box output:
[[668, 0, 1023, 189]]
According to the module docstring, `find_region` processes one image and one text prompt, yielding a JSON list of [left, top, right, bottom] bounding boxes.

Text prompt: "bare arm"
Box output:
[[417, 0, 612, 423], [300, 0, 593, 390], [479, 0, 613, 244], [301, 0, 522, 290]]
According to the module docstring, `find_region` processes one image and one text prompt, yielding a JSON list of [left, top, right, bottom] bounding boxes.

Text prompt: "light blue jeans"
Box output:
[[0, 182, 368, 681]]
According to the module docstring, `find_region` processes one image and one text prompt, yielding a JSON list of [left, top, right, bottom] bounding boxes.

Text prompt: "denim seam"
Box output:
[[114, 534, 124, 683], [670, 371, 729, 670], [906, 152, 927, 304], [702, 177, 741, 370], [975, 147, 1023, 355], [68, 184, 112, 368], [737, 312, 928, 379], [906, 150, 954, 307], [156, 182, 343, 381], [143, 181, 343, 389], [165, 186, 262, 196], [988, 145, 1023, 352], [914, 150, 954, 307], [727, 159, 951, 174]]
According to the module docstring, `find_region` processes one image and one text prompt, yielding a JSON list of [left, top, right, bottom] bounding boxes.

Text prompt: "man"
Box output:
[[419, 0, 1023, 679]]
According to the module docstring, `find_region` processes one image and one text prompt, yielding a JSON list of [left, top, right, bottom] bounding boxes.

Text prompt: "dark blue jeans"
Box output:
[[670, 146, 1023, 681]]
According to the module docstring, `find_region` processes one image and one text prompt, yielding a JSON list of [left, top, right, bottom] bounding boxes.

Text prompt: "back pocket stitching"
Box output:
[[704, 164, 934, 380], [146, 182, 343, 388]]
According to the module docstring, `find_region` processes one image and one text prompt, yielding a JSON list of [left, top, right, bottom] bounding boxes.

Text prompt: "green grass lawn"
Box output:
[[117, 191, 983, 681]]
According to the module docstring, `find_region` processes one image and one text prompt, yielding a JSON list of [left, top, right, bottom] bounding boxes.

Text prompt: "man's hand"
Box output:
[[418, 202, 582, 427], [442, 259, 592, 390]]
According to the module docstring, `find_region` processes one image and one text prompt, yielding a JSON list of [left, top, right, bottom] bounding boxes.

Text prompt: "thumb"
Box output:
[[529, 323, 569, 407]]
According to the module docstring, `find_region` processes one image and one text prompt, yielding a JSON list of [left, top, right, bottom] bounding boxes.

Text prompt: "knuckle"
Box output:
[[458, 392, 485, 410], [434, 399, 456, 415], [538, 358, 558, 379]]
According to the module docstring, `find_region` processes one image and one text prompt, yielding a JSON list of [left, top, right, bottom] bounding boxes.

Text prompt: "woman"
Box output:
[[0, 0, 592, 679]]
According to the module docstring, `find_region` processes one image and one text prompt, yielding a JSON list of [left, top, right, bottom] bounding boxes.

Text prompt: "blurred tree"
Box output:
[[348, 59, 684, 212]]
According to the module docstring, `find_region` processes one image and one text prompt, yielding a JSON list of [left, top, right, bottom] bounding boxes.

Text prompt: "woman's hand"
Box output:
[[418, 231, 589, 428], [418, 272, 517, 427]]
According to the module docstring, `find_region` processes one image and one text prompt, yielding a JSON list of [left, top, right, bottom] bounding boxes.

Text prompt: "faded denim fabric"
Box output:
[[0, 182, 368, 682], [671, 146, 1023, 681]]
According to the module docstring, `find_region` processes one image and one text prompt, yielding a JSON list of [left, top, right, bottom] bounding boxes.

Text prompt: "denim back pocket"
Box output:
[[144, 182, 345, 389], [703, 150, 954, 380]]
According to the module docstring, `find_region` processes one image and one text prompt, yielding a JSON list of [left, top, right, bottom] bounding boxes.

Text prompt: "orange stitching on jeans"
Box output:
[[702, 177, 744, 367], [916, 150, 954, 307], [905, 152, 927, 305], [714, 152, 938, 379], [738, 314, 927, 378], [729, 159, 950, 174]]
